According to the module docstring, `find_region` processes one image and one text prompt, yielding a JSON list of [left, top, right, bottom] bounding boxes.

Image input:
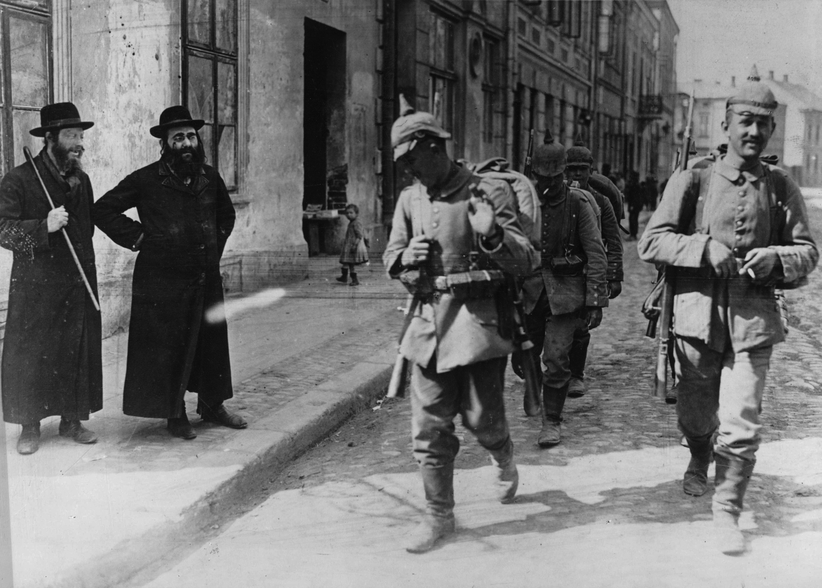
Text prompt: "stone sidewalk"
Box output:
[[1, 257, 407, 588]]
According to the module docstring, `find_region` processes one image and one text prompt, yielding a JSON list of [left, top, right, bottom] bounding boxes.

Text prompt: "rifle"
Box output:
[[23, 146, 100, 312], [386, 294, 421, 398], [523, 129, 535, 178], [509, 131, 542, 416], [651, 86, 695, 398]]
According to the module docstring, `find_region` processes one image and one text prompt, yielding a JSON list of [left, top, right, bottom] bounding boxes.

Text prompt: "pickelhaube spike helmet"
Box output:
[[726, 65, 778, 116], [565, 133, 593, 167], [391, 94, 451, 161], [531, 128, 566, 176]]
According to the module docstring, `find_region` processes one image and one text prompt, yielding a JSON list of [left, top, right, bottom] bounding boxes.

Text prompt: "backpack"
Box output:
[[589, 172, 625, 222], [459, 157, 541, 248]]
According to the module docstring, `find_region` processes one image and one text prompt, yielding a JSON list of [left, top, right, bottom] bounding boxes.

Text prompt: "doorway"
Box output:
[[303, 18, 346, 210]]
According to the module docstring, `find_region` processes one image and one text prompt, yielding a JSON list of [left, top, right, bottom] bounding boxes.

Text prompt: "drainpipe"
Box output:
[[381, 0, 397, 226]]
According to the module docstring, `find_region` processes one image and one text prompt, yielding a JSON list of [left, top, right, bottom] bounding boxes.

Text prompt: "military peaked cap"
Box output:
[[391, 94, 451, 160]]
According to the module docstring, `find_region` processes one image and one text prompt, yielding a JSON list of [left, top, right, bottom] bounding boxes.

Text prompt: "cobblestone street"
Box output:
[[140, 207, 822, 588]]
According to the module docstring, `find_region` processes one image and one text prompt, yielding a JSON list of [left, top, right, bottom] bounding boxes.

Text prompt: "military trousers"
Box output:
[[674, 336, 772, 462], [410, 355, 511, 469]]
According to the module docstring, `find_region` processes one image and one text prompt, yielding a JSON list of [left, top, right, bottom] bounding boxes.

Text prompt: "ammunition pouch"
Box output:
[[549, 250, 585, 277], [433, 269, 506, 300]]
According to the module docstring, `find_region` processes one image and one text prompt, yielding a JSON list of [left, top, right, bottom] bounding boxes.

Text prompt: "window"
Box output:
[[429, 11, 455, 133], [0, 1, 51, 175], [698, 113, 709, 138], [482, 37, 501, 144], [183, 0, 238, 190]]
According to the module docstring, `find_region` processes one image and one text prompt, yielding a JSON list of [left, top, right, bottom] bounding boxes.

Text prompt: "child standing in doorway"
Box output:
[[337, 203, 369, 286]]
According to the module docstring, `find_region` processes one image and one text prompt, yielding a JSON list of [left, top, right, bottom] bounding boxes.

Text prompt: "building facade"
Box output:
[[0, 0, 679, 338]]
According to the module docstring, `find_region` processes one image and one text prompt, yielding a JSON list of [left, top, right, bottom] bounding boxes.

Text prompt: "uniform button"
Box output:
[[733, 247, 739, 253], [735, 234, 742, 240], [432, 222, 438, 228], [199, 243, 205, 249], [738, 190, 746, 196], [432, 207, 439, 213], [737, 205, 744, 211], [736, 221, 743, 227]]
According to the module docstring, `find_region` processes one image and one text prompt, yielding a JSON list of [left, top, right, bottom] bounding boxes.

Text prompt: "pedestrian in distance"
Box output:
[[624, 170, 643, 240], [520, 131, 608, 448], [384, 95, 536, 554], [0, 102, 102, 454], [336, 203, 368, 286], [564, 139, 624, 398], [638, 66, 818, 555], [93, 105, 246, 440]]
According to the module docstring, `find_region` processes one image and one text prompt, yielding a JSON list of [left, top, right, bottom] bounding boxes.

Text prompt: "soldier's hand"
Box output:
[[586, 307, 603, 330], [467, 185, 497, 237], [704, 239, 736, 278], [401, 235, 431, 267], [608, 281, 622, 299], [47, 206, 69, 233], [739, 247, 780, 280]]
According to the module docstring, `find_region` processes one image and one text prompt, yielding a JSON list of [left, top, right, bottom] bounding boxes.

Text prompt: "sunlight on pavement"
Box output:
[[205, 287, 287, 323], [143, 437, 822, 588]]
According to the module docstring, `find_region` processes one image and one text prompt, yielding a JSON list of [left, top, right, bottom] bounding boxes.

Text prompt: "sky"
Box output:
[[667, 0, 822, 93]]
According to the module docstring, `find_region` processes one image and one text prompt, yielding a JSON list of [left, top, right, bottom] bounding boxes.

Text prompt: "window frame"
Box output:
[[481, 36, 501, 145], [428, 9, 456, 134], [0, 1, 52, 176], [181, 0, 239, 191]]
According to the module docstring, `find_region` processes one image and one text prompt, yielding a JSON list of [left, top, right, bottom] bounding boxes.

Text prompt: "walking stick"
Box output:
[[23, 146, 101, 312]]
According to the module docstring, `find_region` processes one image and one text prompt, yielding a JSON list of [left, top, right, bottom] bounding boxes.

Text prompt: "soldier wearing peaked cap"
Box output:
[[638, 66, 818, 554], [563, 138, 624, 398], [383, 95, 537, 553], [517, 130, 608, 448], [0, 102, 102, 454]]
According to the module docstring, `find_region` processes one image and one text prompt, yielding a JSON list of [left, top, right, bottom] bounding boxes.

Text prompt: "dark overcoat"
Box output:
[[0, 149, 102, 424], [92, 160, 235, 418]]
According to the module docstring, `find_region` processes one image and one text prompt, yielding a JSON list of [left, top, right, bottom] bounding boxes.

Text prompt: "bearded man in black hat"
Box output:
[[0, 102, 102, 454], [93, 105, 246, 439], [639, 67, 818, 554]]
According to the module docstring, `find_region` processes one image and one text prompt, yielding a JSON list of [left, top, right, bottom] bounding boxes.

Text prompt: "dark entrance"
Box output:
[[303, 18, 346, 211]]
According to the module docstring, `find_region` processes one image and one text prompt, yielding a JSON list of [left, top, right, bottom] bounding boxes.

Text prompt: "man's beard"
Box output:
[[163, 145, 203, 178], [51, 140, 83, 174]]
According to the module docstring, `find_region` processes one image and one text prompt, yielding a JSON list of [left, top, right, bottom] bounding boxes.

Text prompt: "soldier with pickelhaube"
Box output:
[[638, 66, 818, 554], [564, 138, 624, 398], [383, 95, 536, 553], [519, 131, 608, 448]]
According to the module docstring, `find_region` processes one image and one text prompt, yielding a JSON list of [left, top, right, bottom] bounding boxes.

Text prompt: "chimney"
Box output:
[[731, 76, 736, 87], [769, 70, 774, 80], [783, 74, 789, 83]]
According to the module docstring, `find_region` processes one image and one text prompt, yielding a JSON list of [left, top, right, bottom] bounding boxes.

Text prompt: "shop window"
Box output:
[[0, 1, 51, 175], [183, 0, 238, 190], [429, 10, 455, 133]]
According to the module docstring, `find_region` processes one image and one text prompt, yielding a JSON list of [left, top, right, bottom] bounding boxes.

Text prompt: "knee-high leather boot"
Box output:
[[683, 436, 713, 497], [538, 384, 567, 447], [712, 453, 755, 555], [406, 463, 456, 554], [488, 437, 519, 504]]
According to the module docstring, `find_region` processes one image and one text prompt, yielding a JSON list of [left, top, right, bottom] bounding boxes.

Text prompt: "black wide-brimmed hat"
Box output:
[[29, 102, 94, 137], [150, 105, 205, 138]]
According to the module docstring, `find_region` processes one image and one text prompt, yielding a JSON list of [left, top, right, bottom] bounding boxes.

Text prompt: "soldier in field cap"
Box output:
[[0, 102, 102, 454], [564, 138, 623, 399], [93, 105, 246, 440], [639, 66, 818, 554], [384, 95, 536, 553], [518, 130, 607, 448]]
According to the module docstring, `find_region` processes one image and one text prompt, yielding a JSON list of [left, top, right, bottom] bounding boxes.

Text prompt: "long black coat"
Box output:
[[92, 160, 236, 418], [0, 149, 103, 424]]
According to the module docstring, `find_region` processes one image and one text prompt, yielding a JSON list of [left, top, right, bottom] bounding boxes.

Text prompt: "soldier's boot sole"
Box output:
[[713, 510, 745, 556]]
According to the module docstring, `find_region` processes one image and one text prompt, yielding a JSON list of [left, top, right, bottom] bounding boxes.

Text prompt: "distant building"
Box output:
[[681, 70, 822, 186]]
